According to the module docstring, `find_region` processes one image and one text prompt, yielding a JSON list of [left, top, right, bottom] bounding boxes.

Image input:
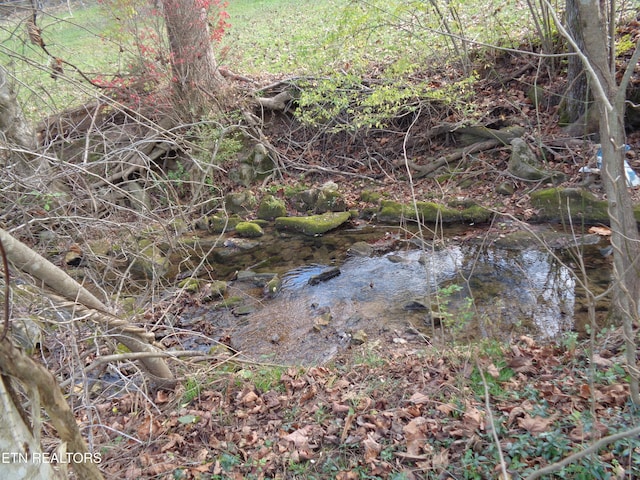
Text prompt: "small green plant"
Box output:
[[470, 362, 514, 397], [434, 283, 477, 339], [313, 404, 330, 424], [217, 452, 242, 472], [353, 347, 386, 368], [28, 191, 66, 211], [237, 366, 285, 393], [190, 124, 244, 165], [182, 377, 202, 404], [562, 331, 579, 355]]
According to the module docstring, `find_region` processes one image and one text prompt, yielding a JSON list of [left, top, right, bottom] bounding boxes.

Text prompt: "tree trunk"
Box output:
[[0, 66, 44, 178], [563, 0, 591, 125], [162, 0, 225, 119], [574, 0, 640, 404], [0, 65, 69, 204]]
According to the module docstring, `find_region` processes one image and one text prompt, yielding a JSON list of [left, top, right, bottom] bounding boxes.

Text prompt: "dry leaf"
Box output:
[[487, 363, 500, 378], [436, 403, 456, 415], [284, 425, 313, 449], [240, 390, 260, 405], [463, 406, 484, 431], [155, 390, 171, 403], [332, 402, 351, 413], [592, 354, 613, 367], [601, 384, 629, 406], [403, 417, 428, 455], [336, 472, 359, 480], [519, 335, 536, 348], [507, 356, 536, 374], [517, 414, 557, 434], [363, 434, 382, 463], [432, 448, 449, 473], [409, 392, 431, 404], [579, 383, 592, 399]]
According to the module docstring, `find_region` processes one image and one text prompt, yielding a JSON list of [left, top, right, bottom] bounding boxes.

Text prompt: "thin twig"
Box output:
[[476, 360, 510, 479], [0, 238, 9, 342], [524, 424, 640, 480]]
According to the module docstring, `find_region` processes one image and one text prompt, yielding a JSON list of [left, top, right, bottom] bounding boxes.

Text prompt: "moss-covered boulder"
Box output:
[[130, 244, 168, 280], [257, 194, 287, 220], [360, 190, 382, 204], [530, 188, 611, 224], [377, 200, 491, 224], [275, 211, 352, 235], [315, 181, 346, 213], [178, 277, 201, 293], [224, 190, 257, 215], [207, 214, 243, 233], [200, 280, 228, 301], [235, 221, 264, 238]]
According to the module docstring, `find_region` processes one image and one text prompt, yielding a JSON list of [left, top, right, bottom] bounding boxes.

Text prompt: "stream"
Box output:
[[176, 224, 612, 364]]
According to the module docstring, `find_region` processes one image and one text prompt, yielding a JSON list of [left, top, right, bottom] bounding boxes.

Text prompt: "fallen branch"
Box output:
[[524, 424, 640, 480], [0, 228, 175, 387], [0, 339, 104, 480], [405, 138, 501, 178], [256, 91, 294, 111], [402, 125, 524, 178]]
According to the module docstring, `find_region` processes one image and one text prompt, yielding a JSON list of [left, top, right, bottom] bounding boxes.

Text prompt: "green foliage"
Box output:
[[434, 283, 480, 340], [27, 190, 65, 212], [182, 377, 202, 404], [616, 34, 635, 56], [190, 124, 244, 165], [470, 361, 514, 397], [295, 74, 478, 130], [237, 366, 286, 393]]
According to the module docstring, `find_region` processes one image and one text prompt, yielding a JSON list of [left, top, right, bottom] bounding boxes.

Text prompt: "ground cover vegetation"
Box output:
[[0, 0, 639, 478]]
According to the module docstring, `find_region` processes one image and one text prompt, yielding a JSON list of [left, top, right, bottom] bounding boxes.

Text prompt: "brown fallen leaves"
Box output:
[[89, 332, 634, 479]]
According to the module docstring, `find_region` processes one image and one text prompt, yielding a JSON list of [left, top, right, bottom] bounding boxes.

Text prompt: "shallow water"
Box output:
[[180, 225, 612, 364]]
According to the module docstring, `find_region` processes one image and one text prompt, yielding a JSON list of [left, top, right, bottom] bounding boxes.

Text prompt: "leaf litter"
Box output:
[[92, 330, 639, 479]]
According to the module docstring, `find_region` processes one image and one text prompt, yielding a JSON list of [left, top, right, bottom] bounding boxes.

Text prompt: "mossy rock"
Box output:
[[530, 188, 611, 224], [235, 221, 264, 238], [275, 211, 352, 235], [360, 190, 382, 203], [377, 200, 491, 224], [130, 244, 168, 280], [178, 278, 201, 293], [208, 214, 242, 233], [316, 188, 346, 213], [213, 296, 244, 310], [200, 280, 228, 301], [224, 191, 257, 214], [257, 194, 287, 220], [377, 200, 407, 222], [449, 200, 493, 223]]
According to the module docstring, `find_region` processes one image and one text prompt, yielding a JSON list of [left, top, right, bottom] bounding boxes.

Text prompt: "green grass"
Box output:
[[0, 0, 547, 119], [221, 0, 346, 74], [0, 2, 124, 118]]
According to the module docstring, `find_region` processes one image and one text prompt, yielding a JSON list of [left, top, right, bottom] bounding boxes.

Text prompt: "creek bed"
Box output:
[[174, 224, 613, 364]]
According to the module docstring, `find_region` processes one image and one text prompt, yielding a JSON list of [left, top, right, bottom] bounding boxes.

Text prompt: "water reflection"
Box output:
[[185, 227, 611, 364], [457, 246, 577, 339]]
